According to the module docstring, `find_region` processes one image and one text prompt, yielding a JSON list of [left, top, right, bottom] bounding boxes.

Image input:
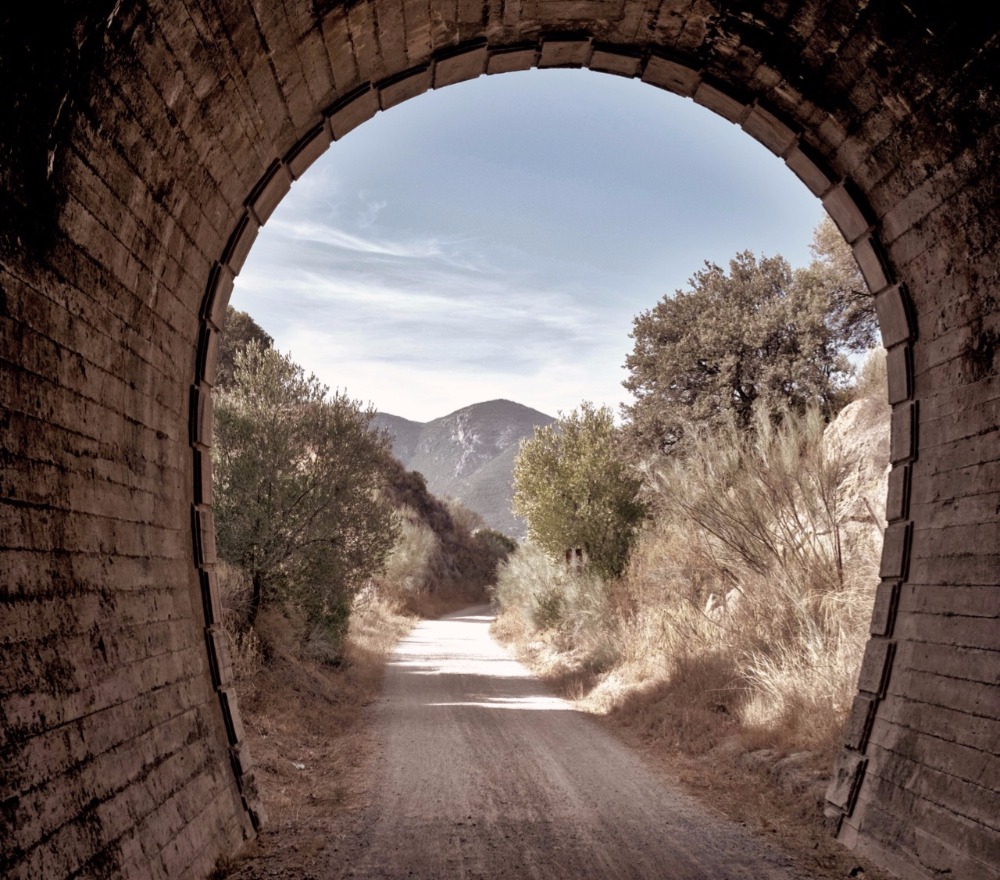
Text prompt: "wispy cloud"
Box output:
[[357, 196, 387, 228], [268, 218, 448, 260]]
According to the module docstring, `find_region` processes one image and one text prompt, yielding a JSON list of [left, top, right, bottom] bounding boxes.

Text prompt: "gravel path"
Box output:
[[314, 605, 806, 879]]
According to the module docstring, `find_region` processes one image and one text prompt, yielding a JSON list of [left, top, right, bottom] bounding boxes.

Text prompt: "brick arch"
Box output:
[[1, 4, 997, 879]]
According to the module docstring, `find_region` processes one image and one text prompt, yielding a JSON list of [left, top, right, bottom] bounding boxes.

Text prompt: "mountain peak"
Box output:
[[372, 400, 556, 538]]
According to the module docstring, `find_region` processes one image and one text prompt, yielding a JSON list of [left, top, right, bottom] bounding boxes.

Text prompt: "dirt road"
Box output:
[[275, 604, 807, 880]]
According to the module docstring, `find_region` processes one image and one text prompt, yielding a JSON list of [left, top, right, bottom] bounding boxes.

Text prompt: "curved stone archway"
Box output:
[[1, 4, 997, 879]]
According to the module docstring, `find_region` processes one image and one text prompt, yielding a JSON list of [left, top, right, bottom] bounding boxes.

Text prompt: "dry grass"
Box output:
[[233, 591, 414, 828], [211, 589, 418, 877], [492, 403, 888, 850]]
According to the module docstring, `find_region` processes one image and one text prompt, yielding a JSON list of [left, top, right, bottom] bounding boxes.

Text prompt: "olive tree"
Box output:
[[512, 403, 646, 578], [212, 342, 398, 639], [622, 220, 873, 457]]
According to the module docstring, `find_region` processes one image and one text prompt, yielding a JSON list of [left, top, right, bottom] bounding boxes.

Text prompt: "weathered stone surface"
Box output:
[[1, 4, 998, 879]]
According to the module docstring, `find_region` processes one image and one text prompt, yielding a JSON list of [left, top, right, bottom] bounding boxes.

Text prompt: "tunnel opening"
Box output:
[[206, 65, 890, 848]]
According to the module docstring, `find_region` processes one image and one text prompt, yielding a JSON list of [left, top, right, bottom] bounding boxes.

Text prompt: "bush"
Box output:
[[493, 543, 611, 652], [620, 405, 878, 748], [496, 404, 883, 756], [852, 347, 888, 402], [371, 465, 514, 614], [513, 403, 646, 578], [212, 342, 399, 657]]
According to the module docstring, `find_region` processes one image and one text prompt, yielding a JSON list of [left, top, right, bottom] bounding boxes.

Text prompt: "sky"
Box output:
[[233, 68, 826, 423]]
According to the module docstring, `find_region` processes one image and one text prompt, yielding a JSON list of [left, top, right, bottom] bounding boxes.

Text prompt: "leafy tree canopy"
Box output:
[[512, 403, 646, 578], [801, 217, 877, 353], [622, 218, 874, 457], [212, 341, 398, 639], [216, 306, 274, 389]]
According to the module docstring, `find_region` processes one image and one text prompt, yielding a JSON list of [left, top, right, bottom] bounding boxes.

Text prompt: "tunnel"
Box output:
[[1, 2, 998, 878]]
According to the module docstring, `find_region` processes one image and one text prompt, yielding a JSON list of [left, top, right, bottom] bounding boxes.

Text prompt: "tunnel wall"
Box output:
[[1, 2, 997, 878]]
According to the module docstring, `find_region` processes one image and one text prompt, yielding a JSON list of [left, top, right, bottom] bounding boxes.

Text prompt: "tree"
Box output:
[[512, 403, 646, 578], [212, 342, 398, 639], [622, 221, 874, 457], [216, 306, 274, 389], [799, 216, 877, 353]]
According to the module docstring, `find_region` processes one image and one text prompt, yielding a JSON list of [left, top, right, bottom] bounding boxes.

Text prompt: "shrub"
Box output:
[[372, 468, 514, 614], [213, 342, 398, 644], [852, 347, 888, 402], [513, 403, 646, 578], [493, 543, 611, 652], [621, 404, 878, 749]]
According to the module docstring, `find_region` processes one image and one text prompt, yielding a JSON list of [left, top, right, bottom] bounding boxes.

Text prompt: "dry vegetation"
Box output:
[[215, 474, 508, 876], [493, 359, 890, 864]]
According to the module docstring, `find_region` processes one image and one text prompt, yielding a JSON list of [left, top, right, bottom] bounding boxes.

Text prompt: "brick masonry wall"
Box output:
[[1, 2, 997, 878]]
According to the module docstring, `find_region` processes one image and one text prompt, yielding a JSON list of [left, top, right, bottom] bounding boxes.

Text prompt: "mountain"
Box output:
[[372, 400, 555, 538], [373, 413, 424, 463]]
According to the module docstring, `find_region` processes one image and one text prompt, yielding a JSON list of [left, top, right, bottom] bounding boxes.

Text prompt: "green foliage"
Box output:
[[216, 306, 274, 389], [212, 342, 399, 643], [512, 403, 646, 578], [801, 217, 877, 353], [623, 219, 875, 456]]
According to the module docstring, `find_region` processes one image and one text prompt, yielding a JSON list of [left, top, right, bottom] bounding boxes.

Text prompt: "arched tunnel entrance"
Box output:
[[1, 4, 997, 878]]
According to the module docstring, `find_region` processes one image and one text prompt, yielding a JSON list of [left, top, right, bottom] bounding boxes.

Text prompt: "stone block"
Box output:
[[823, 182, 871, 243], [247, 160, 293, 224], [641, 55, 699, 96], [785, 143, 836, 197], [589, 47, 641, 78], [286, 121, 332, 179], [879, 521, 911, 580], [221, 212, 259, 276], [538, 38, 592, 68], [886, 343, 913, 405], [193, 448, 213, 506], [204, 265, 235, 331], [523, 0, 623, 19], [200, 569, 224, 627], [218, 687, 246, 745], [693, 81, 746, 123], [328, 86, 380, 140], [857, 638, 895, 697], [319, 6, 361, 92], [898, 583, 1000, 619], [885, 464, 910, 523], [433, 44, 488, 87], [826, 749, 867, 814], [852, 234, 890, 294], [487, 46, 539, 75], [844, 693, 878, 750], [877, 283, 918, 350], [196, 324, 220, 388], [206, 625, 234, 688], [193, 505, 217, 566], [869, 580, 901, 637], [189, 384, 214, 449], [890, 401, 917, 464], [741, 104, 797, 155], [378, 65, 432, 109]]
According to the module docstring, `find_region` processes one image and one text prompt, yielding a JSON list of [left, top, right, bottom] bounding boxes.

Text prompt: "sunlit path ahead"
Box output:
[[334, 605, 802, 879]]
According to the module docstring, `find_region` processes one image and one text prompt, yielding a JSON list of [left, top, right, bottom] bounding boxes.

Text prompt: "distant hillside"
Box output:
[[372, 400, 555, 539], [373, 413, 424, 463]]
